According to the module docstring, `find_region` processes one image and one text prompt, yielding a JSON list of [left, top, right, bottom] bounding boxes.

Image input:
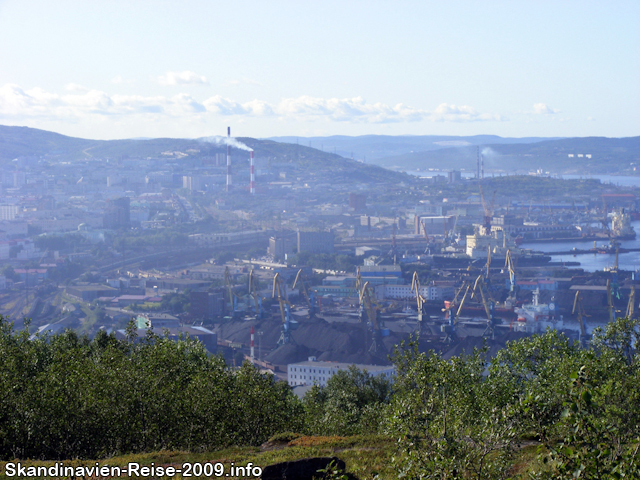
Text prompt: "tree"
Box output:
[[1, 265, 19, 282], [303, 366, 391, 436], [533, 366, 640, 479], [386, 341, 521, 479], [0, 315, 304, 459]]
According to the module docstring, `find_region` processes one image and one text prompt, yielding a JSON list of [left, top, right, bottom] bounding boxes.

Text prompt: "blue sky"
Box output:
[[0, 0, 638, 140]]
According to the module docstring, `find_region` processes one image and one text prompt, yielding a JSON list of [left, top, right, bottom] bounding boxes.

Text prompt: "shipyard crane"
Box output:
[[441, 280, 471, 341], [443, 280, 470, 322], [626, 285, 636, 319], [504, 249, 516, 293], [485, 245, 492, 279], [410, 272, 426, 336], [247, 269, 264, 320], [224, 266, 240, 318], [572, 290, 589, 347], [360, 281, 386, 354], [38, 248, 50, 265], [420, 220, 431, 253], [610, 246, 621, 299], [355, 266, 364, 299], [391, 221, 398, 264], [471, 274, 497, 338], [606, 279, 615, 323], [479, 185, 497, 232], [451, 214, 459, 242], [292, 268, 318, 318], [601, 198, 612, 239], [273, 273, 296, 345], [443, 217, 448, 245]]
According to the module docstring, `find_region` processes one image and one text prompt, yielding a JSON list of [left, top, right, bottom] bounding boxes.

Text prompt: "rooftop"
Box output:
[[288, 360, 395, 372]]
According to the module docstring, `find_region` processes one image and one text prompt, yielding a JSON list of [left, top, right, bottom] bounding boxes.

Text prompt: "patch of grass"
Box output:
[[267, 432, 302, 443], [289, 435, 347, 447], [0, 436, 398, 480], [0, 435, 550, 480]]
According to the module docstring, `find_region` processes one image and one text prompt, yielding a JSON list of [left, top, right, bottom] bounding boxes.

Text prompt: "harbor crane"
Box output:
[[572, 290, 589, 347], [224, 266, 240, 318], [391, 221, 397, 264], [420, 220, 430, 253], [355, 266, 364, 299], [504, 249, 516, 293], [485, 245, 492, 279], [606, 279, 616, 323], [273, 273, 297, 345], [247, 269, 264, 319], [626, 285, 636, 319], [292, 269, 318, 318], [410, 272, 426, 336], [442, 280, 472, 341], [359, 281, 386, 354], [601, 197, 612, 240], [610, 246, 621, 299], [471, 274, 497, 338], [479, 185, 497, 232]]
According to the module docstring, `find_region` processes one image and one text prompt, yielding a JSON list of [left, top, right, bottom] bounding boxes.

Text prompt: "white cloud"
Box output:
[[431, 103, 503, 122], [533, 103, 560, 114], [271, 97, 500, 123], [0, 84, 201, 120], [157, 70, 208, 86], [0, 83, 503, 126]]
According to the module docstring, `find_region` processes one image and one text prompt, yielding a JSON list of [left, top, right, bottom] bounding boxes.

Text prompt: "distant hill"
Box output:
[[374, 136, 640, 175], [0, 125, 410, 184], [268, 134, 561, 161], [0, 125, 97, 158]]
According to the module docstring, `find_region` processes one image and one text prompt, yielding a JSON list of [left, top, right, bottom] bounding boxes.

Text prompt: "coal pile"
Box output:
[[216, 316, 407, 366]]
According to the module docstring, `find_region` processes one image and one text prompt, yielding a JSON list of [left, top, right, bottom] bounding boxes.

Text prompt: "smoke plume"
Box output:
[[481, 147, 498, 157], [199, 136, 253, 152]]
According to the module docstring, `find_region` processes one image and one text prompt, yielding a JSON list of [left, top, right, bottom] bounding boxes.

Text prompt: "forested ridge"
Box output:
[[0, 315, 638, 478]]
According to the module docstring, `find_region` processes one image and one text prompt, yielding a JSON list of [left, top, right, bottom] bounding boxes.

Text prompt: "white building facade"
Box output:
[[375, 284, 455, 301], [287, 358, 396, 387]]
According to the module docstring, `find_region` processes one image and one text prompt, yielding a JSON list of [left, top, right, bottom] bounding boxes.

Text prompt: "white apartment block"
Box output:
[[287, 358, 396, 387], [0, 205, 20, 221], [376, 284, 455, 301]]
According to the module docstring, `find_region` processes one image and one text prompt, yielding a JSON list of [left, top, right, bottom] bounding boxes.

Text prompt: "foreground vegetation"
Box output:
[[0, 315, 638, 478]]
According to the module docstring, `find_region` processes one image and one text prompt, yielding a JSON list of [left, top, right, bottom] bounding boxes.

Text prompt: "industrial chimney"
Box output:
[[250, 325, 255, 361], [226, 127, 232, 192]]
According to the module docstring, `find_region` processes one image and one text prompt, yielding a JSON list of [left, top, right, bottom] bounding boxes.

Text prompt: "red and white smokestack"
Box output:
[[250, 325, 255, 361], [226, 126, 232, 192], [250, 151, 255, 195]]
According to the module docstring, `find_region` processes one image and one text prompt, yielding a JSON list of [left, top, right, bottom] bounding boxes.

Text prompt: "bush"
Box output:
[[0, 317, 303, 459]]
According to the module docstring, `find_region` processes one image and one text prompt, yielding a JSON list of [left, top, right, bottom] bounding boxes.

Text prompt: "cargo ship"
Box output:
[[610, 209, 636, 240], [511, 288, 562, 333], [432, 225, 551, 267]]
